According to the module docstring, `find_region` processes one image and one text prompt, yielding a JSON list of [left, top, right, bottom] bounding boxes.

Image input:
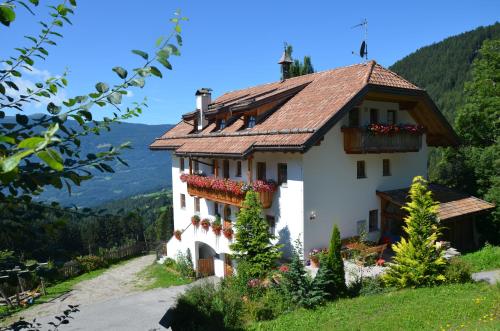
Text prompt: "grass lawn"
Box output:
[[136, 263, 192, 290], [251, 283, 500, 331], [460, 244, 500, 272]]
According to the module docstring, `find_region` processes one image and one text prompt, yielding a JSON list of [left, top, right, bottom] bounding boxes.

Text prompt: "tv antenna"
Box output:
[[351, 19, 368, 60]]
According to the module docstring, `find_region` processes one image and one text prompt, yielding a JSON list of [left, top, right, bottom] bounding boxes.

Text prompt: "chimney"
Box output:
[[195, 88, 211, 131], [278, 44, 293, 81]]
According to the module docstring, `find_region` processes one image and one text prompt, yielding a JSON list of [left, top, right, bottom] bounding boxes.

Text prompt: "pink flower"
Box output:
[[279, 265, 289, 273]]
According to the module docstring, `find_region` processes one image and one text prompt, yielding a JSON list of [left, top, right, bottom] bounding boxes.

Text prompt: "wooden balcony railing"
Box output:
[[187, 185, 274, 208], [341, 127, 422, 154]]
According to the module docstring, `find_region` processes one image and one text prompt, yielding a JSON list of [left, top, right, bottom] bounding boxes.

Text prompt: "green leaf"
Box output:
[[0, 150, 33, 173], [29, 0, 39, 5], [100, 163, 115, 173], [95, 82, 109, 93], [158, 58, 172, 70], [131, 50, 148, 60], [0, 135, 15, 144], [37, 149, 64, 171], [0, 83, 5, 95], [107, 92, 122, 104], [0, 5, 16, 27], [49, 83, 57, 94], [47, 102, 61, 115], [69, 0, 77, 6], [77, 110, 92, 121], [155, 36, 164, 47], [150, 66, 162, 78], [18, 137, 45, 149], [176, 34, 183, 46], [130, 78, 145, 88], [112, 66, 127, 79], [16, 114, 29, 126]]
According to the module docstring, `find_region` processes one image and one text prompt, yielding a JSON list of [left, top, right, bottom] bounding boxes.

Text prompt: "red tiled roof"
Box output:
[[376, 184, 495, 220], [150, 60, 456, 156]]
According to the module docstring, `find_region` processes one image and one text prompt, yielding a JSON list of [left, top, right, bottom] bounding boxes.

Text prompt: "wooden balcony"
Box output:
[[187, 185, 274, 208], [341, 127, 422, 154]]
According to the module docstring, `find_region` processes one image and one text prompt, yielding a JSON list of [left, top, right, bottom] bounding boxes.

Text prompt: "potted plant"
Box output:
[[191, 215, 200, 227], [212, 216, 222, 236], [201, 218, 210, 231], [174, 230, 182, 241], [223, 227, 234, 240]]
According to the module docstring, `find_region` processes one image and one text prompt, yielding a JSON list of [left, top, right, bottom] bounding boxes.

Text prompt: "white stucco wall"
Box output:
[[302, 100, 429, 256]]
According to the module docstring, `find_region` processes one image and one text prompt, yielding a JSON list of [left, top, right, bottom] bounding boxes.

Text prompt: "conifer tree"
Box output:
[[383, 176, 447, 288], [230, 191, 281, 278], [324, 224, 346, 297]]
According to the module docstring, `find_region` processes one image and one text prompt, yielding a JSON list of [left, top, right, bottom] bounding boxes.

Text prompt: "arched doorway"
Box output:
[[197, 242, 215, 277]]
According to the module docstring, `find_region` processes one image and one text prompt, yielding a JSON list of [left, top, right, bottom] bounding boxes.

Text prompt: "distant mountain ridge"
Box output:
[[1, 115, 174, 207]]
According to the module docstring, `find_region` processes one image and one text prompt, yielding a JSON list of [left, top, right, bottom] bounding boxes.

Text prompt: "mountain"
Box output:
[[1, 115, 174, 207], [389, 22, 500, 122]]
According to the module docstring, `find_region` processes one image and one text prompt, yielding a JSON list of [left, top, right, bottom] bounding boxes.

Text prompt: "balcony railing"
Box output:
[[341, 127, 423, 154], [187, 185, 274, 208]]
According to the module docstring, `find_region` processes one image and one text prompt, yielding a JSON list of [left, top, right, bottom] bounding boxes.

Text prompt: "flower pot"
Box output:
[[310, 256, 320, 268]]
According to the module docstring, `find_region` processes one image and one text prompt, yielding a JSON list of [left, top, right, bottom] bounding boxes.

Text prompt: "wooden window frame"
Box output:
[[348, 108, 360, 127], [179, 158, 185, 172], [383, 159, 391, 176], [180, 193, 186, 209], [357, 160, 366, 179], [256, 162, 266, 181], [370, 108, 379, 124], [369, 209, 379, 232], [277, 163, 288, 186], [387, 110, 397, 125], [236, 161, 242, 177]]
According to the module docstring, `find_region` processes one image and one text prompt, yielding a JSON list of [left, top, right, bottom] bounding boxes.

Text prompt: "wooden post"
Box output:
[[214, 159, 219, 177], [189, 158, 193, 174], [247, 156, 253, 183]]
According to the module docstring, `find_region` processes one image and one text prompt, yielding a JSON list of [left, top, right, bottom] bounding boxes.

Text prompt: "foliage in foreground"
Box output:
[[324, 224, 346, 298], [251, 282, 500, 331], [460, 243, 500, 272], [384, 176, 447, 288], [230, 191, 282, 279]]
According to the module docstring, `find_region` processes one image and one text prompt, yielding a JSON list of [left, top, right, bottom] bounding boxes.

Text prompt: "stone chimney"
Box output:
[[278, 45, 293, 81], [195, 88, 211, 131]]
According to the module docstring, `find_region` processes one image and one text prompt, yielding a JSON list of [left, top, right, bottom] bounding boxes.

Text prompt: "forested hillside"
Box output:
[[390, 22, 500, 121]]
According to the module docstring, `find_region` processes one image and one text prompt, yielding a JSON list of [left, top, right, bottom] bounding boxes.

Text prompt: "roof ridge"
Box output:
[[364, 60, 377, 84]]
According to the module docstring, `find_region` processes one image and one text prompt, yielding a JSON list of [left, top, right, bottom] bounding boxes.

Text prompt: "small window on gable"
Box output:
[[357, 160, 366, 179], [387, 110, 396, 125], [236, 161, 242, 177], [257, 162, 266, 181], [180, 158, 185, 172], [370, 108, 379, 124], [349, 108, 360, 127], [278, 163, 288, 186], [218, 118, 226, 130], [247, 116, 256, 129], [180, 194, 186, 209], [369, 210, 379, 232], [194, 197, 200, 213], [383, 159, 391, 176]]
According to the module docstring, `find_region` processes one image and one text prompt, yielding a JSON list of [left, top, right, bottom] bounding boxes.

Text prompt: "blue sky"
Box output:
[[2, 0, 498, 125]]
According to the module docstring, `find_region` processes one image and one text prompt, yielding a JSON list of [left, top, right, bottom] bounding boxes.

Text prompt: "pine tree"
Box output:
[[324, 224, 346, 297], [285, 44, 315, 78], [230, 191, 282, 278], [383, 176, 447, 288]]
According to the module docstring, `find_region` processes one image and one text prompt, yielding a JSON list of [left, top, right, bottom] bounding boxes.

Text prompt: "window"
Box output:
[[278, 163, 288, 186], [383, 159, 391, 176], [348, 108, 360, 127], [180, 194, 186, 208], [357, 160, 366, 179], [218, 118, 226, 130], [179, 158, 185, 172], [223, 160, 229, 179], [214, 202, 219, 216], [387, 110, 396, 125], [370, 108, 379, 124], [211, 159, 216, 174], [266, 215, 276, 235], [193, 160, 199, 173], [257, 162, 266, 181], [247, 116, 256, 129], [369, 210, 379, 232], [194, 197, 200, 213], [236, 161, 242, 177]]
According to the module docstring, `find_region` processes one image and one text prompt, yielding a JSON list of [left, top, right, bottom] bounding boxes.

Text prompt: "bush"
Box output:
[[163, 257, 176, 269], [75, 255, 108, 273], [445, 258, 473, 284], [245, 287, 292, 322], [460, 243, 500, 272], [176, 249, 195, 278], [169, 281, 244, 331], [358, 277, 388, 296]]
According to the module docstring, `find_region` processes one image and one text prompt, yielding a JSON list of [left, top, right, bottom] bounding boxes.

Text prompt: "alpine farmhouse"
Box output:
[[150, 59, 494, 278]]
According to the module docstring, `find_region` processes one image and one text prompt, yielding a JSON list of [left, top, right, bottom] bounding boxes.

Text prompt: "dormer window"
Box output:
[[218, 118, 226, 130], [247, 116, 256, 129]]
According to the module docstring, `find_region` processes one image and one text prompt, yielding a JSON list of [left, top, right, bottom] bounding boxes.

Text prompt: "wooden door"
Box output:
[[198, 257, 214, 277], [224, 254, 233, 277]]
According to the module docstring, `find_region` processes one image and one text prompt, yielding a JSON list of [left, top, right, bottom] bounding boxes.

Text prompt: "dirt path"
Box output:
[[5, 254, 156, 324]]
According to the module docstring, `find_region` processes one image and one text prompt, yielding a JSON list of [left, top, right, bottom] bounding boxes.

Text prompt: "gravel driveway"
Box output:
[[2, 254, 207, 330]]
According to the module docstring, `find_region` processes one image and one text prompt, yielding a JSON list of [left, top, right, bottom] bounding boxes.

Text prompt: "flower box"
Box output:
[[174, 230, 182, 241]]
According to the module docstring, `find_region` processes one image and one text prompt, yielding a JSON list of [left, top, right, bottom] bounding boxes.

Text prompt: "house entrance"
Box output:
[[197, 242, 216, 277]]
